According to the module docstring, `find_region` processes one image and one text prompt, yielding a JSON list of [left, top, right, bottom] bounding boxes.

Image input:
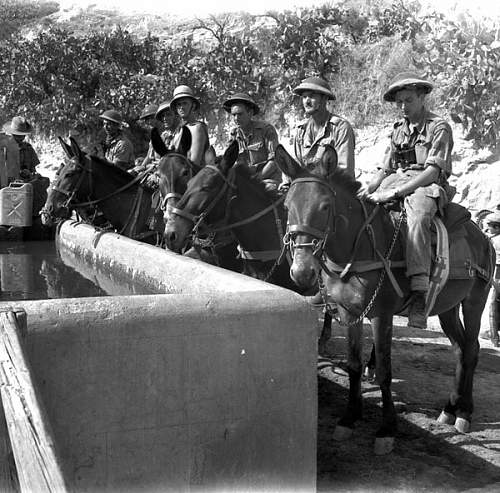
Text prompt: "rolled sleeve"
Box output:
[[424, 123, 453, 177], [333, 120, 356, 177]]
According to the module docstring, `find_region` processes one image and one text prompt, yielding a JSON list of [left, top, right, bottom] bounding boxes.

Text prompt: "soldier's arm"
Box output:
[[333, 120, 356, 177], [113, 140, 134, 170], [188, 123, 208, 166], [261, 125, 280, 182]]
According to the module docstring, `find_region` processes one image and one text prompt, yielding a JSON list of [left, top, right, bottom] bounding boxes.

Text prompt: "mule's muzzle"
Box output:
[[290, 253, 320, 289]]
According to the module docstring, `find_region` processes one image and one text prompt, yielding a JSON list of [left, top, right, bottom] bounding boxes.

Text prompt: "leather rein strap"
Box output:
[[286, 175, 405, 297]]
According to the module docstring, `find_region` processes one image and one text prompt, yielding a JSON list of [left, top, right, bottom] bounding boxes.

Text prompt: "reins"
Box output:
[[285, 175, 406, 326]]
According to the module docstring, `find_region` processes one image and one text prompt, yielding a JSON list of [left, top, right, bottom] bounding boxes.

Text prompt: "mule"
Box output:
[[164, 141, 303, 289], [41, 137, 161, 244], [275, 143, 495, 455]]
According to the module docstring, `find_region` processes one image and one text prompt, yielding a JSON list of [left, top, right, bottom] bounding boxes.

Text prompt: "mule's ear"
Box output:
[[317, 144, 338, 178], [151, 127, 167, 157], [58, 136, 74, 159], [176, 126, 192, 156], [220, 139, 239, 173], [204, 145, 216, 167], [69, 137, 85, 162], [274, 144, 301, 179]]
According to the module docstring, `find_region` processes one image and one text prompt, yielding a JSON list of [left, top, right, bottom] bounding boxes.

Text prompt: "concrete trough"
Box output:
[[0, 220, 318, 492]]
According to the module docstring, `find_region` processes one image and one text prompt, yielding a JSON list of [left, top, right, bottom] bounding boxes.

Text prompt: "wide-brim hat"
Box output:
[[139, 104, 159, 120], [3, 116, 33, 135], [223, 93, 260, 114], [170, 85, 200, 111], [155, 100, 174, 119], [293, 76, 335, 100], [383, 72, 433, 102], [486, 210, 500, 225], [99, 109, 124, 125]]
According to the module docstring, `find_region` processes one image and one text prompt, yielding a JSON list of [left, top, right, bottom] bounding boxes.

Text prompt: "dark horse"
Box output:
[[41, 137, 161, 244], [275, 144, 494, 454], [163, 140, 301, 289]]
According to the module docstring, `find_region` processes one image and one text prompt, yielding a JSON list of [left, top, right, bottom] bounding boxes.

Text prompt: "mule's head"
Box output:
[[275, 144, 337, 289], [155, 126, 194, 222], [41, 137, 87, 226], [164, 140, 239, 253]]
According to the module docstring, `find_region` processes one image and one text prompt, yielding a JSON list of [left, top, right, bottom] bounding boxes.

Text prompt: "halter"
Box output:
[[284, 176, 337, 259], [159, 152, 201, 218], [169, 164, 237, 235]]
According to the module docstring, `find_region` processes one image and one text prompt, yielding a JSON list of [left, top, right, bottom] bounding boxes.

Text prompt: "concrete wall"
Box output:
[[1, 221, 318, 492], [56, 221, 271, 295]]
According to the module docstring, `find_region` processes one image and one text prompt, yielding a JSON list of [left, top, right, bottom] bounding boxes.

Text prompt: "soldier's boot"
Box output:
[[408, 290, 427, 329]]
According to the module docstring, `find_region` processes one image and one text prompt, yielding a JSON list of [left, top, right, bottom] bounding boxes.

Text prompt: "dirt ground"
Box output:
[[316, 314, 500, 493]]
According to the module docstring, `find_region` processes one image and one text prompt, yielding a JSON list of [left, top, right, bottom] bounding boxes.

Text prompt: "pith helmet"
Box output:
[[486, 210, 500, 225], [99, 109, 124, 125], [170, 85, 200, 111], [3, 116, 33, 135], [293, 76, 335, 100], [139, 104, 159, 120], [155, 100, 174, 119], [223, 93, 260, 114], [383, 72, 433, 102]]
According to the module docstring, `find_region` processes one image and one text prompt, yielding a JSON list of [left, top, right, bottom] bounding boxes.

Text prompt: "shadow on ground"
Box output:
[[316, 319, 500, 492]]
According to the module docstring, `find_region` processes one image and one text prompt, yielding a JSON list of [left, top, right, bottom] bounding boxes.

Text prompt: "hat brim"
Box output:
[[383, 80, 433, 102], [139, 112, 157, 120], [3, 124, 32, 135], [170, 95, 200, 111], [223, 98, 260, 115], [293, 84, 335, 100], [99, 115, 123, 125]]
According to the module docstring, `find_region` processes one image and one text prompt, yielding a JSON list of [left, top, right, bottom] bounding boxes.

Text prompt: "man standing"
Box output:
[[223, 92, 281, 190], [364, 72, 454, 330], [99, 109, 135, 170], [3, 116, 39, 181], [288, 76, 355, 181]]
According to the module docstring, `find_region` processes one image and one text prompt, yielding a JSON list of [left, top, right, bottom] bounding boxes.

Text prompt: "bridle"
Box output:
[[158, 152, 201, 220], [41, 156, 148, 221], [169, 164, 237, 236], [284, 176, 337, 260]]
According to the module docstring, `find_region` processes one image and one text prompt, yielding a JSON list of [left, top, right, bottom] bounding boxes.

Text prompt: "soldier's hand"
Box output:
[[278, 182, 290, 194], [367, 189, 396, 204]]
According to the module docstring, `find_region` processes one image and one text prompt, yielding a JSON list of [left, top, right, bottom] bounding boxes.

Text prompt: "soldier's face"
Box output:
[[103, 120, 120, 137], [160, 110, 177, 129], [176, 98, 194, 119], [301, 91, 327, 116], [394, 89, 425, 122], [230, 104, 252, 128]]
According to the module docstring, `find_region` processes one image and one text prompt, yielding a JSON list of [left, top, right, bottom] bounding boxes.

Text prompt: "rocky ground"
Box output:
[[317, 315, 500, 492]]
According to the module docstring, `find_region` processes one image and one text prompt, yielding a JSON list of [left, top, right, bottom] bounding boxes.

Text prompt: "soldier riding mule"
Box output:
[[275, 144, 494, 455]]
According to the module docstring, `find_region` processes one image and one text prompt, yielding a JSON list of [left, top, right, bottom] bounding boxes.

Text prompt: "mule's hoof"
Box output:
[[437, 410, 456, 425], [455, 417, 471, 433], [363, 366, 375, 381], [374, 436, 394, 455], [333, 425, 353, 441]]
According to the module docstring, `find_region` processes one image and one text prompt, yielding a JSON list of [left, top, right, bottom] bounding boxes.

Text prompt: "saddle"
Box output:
[[396, 202, 491, 316]]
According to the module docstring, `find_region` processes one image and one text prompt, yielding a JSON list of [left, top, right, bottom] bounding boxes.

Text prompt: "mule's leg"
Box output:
[[333, 319, 363, 441], [438, 301, 481, 433], [318, 311, 332, 356], [371, 314, 397, 454], [363, 344, 376, 381]]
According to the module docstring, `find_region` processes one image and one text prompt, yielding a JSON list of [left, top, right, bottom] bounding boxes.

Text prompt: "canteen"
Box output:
[[0, 181, 33, 227]]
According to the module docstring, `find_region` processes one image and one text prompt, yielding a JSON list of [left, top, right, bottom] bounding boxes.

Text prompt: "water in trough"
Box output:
[[0, 241, 156, 301]]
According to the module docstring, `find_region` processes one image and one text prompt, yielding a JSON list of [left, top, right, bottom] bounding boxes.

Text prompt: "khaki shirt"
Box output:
[[230, 119, 280, 182], [383, 111, 453, 178], [293, 113, 355, 177], [0, 133, 20, 187], [105, 134, 135, 170]]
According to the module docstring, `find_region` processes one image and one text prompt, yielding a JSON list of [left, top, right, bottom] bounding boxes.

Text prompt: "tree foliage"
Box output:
[[0, 0, 499, 151]]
